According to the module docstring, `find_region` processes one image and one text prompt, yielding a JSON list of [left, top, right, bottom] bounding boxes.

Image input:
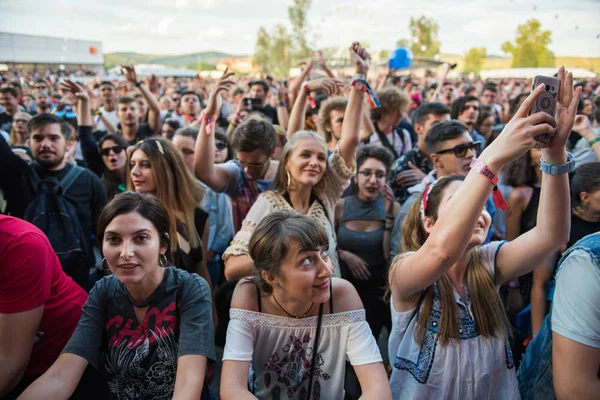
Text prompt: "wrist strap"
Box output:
[[135, 81, 143, 87], [302, 83, 316, 109], [589, 137, 600, 146], [470, 159, 509, 211], [352, 73, 366, 81], [351, 79, 381, 109], [197, 113, 215, 135]]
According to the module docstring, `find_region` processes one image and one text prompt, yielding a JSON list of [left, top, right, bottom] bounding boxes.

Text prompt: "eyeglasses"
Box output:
[[357, 170, 387, 180], [100, 146, 125, 156], [236, 157, 270, 170], [14, 119, 29, 124], [215, 141, 227, 151], [435, 141, 481, 158]]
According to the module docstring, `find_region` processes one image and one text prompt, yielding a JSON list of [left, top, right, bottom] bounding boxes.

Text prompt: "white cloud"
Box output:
[[157, 16, 174, 35]]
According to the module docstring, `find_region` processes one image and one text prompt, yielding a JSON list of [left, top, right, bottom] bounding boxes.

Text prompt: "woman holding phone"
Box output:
[[387, 67, 580, 399]]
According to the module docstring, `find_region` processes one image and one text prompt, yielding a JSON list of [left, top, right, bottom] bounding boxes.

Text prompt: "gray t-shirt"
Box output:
[[63, 267, 215, 399], [552, 249, 600, 349]]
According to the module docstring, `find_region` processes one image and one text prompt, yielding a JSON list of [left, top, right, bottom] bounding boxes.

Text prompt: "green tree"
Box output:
[[254, 26, 273, 74], [288, 0, 312, 60], [396, 16, 441, 57], [502, 19, 555, 68], [463, 47, 487, 74]]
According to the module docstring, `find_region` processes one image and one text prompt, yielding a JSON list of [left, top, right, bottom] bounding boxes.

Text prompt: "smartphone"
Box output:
[[530, 75, 560, 143], [244, 97, 262, 108]]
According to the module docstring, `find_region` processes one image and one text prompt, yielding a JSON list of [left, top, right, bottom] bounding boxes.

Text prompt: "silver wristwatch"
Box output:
[[539, 152, 576, 175]]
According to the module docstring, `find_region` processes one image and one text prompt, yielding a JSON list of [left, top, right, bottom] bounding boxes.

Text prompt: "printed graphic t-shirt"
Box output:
[[63, 267, 215, 400]]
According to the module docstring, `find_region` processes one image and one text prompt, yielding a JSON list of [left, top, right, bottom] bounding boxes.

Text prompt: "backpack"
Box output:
[[24, 165, 92, 291]]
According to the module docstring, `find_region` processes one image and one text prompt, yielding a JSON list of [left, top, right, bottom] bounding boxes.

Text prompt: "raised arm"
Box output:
[[572, 114, 600, 160], [60, 80, 104, 176], [122, 65, 161, 133], [287, 78, 343, 139], [339, 42, 370, 169], [288, 58, 312, 108], [495, 67, 581, 284], [390, 83, 560, 301], [317, 50, 335, 78], [194, 70, 235, 192]]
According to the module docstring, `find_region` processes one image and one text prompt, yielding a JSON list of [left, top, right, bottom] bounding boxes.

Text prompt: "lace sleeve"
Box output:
[[222, 194, 275, 261]]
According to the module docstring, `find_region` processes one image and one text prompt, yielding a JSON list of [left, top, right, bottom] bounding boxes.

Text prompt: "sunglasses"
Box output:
[[435, 141, 481, 158], [215, 141, 227, 151], [55, 111, 75, 118], [100, 146, 125, 156]]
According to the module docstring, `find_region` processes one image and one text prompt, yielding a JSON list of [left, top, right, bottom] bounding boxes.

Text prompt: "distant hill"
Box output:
[[105, 51, 247, 69]]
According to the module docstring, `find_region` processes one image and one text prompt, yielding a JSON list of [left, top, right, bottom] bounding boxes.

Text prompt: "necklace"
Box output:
[[272, 293, 313, 319]]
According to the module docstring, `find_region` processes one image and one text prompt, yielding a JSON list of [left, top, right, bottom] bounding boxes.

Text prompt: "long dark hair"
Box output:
[[503, 151, 538, 187], [99, 134, 129, 199], [97, 191, 173, 261]]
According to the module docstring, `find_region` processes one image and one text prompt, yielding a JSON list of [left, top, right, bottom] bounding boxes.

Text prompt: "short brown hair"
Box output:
[[118, 96, 136, 105], [231, 118, 276, 155], [249, 210, 329, 293], [317, 96, 347, 143]]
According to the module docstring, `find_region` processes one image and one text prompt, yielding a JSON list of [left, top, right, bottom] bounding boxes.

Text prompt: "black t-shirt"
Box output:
[[173, 208, 209, 274], [568, 213, 600, 249], [116, 123, 156, 146], [255, 105, 279, 125], [0, 112, 13, 133], [63, 267, 215, 400]]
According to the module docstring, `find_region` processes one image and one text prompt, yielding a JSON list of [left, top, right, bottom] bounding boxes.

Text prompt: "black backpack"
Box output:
[[24, 165, 92, 291]]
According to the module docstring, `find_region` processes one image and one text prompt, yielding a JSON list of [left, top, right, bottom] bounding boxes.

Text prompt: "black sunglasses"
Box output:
[[100, 146, 125, 156], [215, 141, 227, 150], [435, 141, 481, 158]]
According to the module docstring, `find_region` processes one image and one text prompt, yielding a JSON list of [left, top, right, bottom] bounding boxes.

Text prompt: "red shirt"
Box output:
[[0, 215, 87, 378]]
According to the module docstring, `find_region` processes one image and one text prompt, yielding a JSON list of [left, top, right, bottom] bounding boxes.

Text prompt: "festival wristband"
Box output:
[[351, 79, 381, 109], [302, 83, 316, 109], [589, 137, 600, 146], [352, 73, 366, 81], [469, 159, 509, 210], [197, 113, 215, 135]]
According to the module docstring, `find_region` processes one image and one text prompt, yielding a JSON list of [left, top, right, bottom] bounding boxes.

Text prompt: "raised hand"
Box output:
[[147, 74, 159, 93], [349, 42, 370, 75], [482, 83, 558, 169], [305, 78, 346, 96], [59, 80, 89, 102], [120, 65, 138, 84], [548, 66, 582, 156], [205, 68, 235, 118], [318, 50, 327, 69], [339, 250, 371, 280], [383, 184, 395, 216]]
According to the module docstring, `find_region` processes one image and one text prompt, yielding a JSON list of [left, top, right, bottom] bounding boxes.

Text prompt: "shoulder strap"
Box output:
[[59, 165, 85, 194], [375, 128, 398, 159], [329, 279, 333, 314], [306, 302, 324, 400], [255, 284, 262, 313]]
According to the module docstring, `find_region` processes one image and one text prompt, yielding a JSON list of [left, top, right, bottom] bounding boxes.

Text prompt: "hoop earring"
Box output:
[[101, 257, 110, 272], [159, 254, 168, 268]]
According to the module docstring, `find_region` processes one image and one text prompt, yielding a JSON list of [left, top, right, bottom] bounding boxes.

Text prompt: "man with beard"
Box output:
[[451, 95, 487, 152], [34, 91, 52, 115], [0, 113, 107, 276], [0, 87, 20, 133]]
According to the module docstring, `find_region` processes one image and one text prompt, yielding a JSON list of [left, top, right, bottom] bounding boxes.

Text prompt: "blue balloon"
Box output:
[[388, 47, 413, 69]]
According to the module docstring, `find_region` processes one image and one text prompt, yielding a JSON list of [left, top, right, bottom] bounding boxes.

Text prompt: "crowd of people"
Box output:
[[0, 40, 599, 400]]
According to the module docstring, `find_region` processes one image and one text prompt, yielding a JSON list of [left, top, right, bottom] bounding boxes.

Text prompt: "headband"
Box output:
[[420, 179, 438, 221]]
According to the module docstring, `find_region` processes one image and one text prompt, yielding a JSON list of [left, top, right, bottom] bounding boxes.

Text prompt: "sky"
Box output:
[[1, 0, 599, 57]]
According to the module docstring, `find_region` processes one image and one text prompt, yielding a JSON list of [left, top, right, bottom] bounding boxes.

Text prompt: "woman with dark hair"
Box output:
[[60, 80, 128, 200], [222, 42, 369, 282], [19, 192, 215, 399], [160, 119, 180, 140], [474, 105, 496, 145], [214, 131, 233, 164], [221, 211, 391, 400], [335, 144, 399, 340], [388, 68, 580, 398]]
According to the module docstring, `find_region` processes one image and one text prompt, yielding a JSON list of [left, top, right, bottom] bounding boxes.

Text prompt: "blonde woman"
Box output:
[[388, 67, 580, 399], [222, 42, 370, 282]]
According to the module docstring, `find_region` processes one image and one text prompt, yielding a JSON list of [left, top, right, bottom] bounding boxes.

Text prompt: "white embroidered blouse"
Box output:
[[223, 308, 382, 400], [388, 241, 520, 400]]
